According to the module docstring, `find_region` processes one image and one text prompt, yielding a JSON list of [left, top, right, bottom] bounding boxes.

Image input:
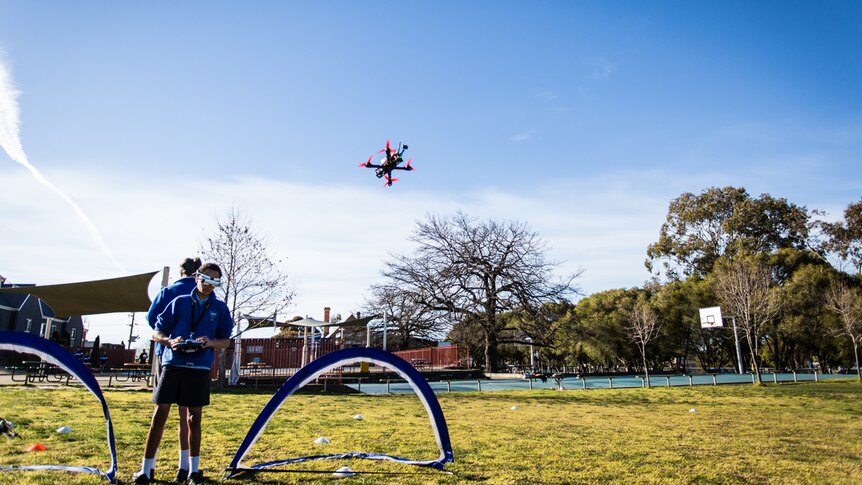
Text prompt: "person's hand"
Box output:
[[168, 336, 185, 349], [195, 336, 211, 348]]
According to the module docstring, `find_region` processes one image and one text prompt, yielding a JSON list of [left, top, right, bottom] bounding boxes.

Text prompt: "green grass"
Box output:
[[0, 381, 861, 483]]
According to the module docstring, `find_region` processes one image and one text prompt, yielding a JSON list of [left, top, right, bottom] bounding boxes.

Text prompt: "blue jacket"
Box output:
[[155, 289, 234, 370], [146, 276, 197, 357], [146, 276, 197, 328]]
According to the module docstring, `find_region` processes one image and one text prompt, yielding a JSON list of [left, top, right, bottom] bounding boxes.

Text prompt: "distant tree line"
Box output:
[[364, 187, 862, 382]]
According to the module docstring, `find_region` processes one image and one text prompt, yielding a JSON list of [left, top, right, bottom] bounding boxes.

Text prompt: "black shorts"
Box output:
[[152, 366, 212, 407]]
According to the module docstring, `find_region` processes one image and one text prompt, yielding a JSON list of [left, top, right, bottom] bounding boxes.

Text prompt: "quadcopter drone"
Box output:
[[359, 140, 414, 186]]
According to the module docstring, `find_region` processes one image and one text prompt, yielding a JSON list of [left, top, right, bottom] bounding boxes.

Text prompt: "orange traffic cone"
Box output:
[[26, 443, 46, 452]]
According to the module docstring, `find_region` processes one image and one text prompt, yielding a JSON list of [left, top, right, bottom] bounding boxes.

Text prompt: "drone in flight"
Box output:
[[359, 140, 414, 186]]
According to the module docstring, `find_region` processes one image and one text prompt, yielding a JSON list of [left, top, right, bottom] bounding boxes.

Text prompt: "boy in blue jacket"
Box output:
[[144, 257, 200, 482], [134, 263, 233, 485]]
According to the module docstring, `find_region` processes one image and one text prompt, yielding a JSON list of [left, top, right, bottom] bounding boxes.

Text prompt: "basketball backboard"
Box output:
[[699, 306, 724, 328]]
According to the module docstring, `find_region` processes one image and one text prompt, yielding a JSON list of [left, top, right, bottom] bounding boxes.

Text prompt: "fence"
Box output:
[[208, 341, 465, 381], [392, 346, 464, 368], [347, 370, 849, 395], [211, 337, 341, 380]]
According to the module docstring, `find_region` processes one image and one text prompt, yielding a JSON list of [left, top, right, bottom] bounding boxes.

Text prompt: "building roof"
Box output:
[[0, 271, 157, 317]]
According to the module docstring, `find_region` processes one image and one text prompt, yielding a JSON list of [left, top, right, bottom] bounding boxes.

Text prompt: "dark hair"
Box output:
[[199, 262, 222, 278], [180, 257, 202, 276]]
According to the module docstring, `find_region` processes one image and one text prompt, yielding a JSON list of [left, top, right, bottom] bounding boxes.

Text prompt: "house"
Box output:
[[0, 276, 85, 348]]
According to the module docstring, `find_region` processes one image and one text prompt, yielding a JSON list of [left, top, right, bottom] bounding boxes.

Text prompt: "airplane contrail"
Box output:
[[0, 59, 125, 272]]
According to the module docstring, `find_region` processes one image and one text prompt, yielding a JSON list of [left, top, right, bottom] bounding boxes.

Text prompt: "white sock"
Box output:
[[189, 455, 200, 473], [142, 457, 156, 477], [179, 449, 189, 471]]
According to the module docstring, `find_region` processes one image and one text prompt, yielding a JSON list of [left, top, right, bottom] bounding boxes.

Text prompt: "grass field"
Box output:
[[0, 380, 860, 484]]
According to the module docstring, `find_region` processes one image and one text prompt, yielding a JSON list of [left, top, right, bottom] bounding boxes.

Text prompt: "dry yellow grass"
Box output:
[[0, 380, 860, 483]]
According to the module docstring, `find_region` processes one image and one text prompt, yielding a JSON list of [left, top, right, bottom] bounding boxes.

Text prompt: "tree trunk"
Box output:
[[854, 341, 861, 382], [484, 330, 499, 373], [746, 334, 762, 384], [749, 347, 762, 384], [641, 347, 651, 388]]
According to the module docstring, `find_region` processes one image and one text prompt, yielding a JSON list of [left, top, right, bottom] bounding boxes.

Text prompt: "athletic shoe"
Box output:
[[175, 468, 189, 483], [188, 471, 205, 485], [132, 469, 152, 485]]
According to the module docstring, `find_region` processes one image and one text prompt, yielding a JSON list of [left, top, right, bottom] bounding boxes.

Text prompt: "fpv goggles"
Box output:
[[196, 272, 223, 287]]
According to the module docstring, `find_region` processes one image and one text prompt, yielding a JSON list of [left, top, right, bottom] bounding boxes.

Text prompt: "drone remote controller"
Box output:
[[175, 340, 205, 354]]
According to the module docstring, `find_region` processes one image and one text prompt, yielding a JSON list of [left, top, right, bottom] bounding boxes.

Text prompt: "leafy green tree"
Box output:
[[646, 187, 810, 279], [446, 316, 485, 368], [537, 302, 585, 371], [766, 250, 836, 371], [572, 288, 640, 372], [503, 301, 574, 371], [821, 199, 862, 274], [652, 277, 725, 373]]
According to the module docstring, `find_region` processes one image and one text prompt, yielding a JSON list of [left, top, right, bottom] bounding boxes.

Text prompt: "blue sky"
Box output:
[[1, 1, 860, 345]]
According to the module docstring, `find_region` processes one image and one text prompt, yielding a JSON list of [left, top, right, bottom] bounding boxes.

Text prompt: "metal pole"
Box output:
[[127, 313, 136, 350], [160, 265, 170, 287], [151, 266, 170, 387], [232, 316, 243, 383], [730, 316, 744, 374], [302, 327, 308, 366], [383, 311, 388, 351]]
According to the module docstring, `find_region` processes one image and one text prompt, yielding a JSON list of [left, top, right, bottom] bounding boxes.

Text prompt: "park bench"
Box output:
[[10, 361, 73, 384]]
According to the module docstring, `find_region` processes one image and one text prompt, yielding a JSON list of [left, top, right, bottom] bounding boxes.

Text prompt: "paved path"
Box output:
[[0, 369, 152, 391]]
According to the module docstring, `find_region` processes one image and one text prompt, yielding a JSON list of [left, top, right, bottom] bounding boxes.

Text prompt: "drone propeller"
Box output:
[[405, 158, 414, 170], [384, 175, 399, 186], [359, 155, 373, 167]]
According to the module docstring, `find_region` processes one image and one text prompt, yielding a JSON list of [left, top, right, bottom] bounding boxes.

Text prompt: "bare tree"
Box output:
[[381, 212, 579, 372], [711, 255, 781, 384], [200, 207, 294, 321], [626, 296, 662, 387], [200, 207, 294, 386], [825, 281, 862, 381], [364, 282, 444, 350]]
